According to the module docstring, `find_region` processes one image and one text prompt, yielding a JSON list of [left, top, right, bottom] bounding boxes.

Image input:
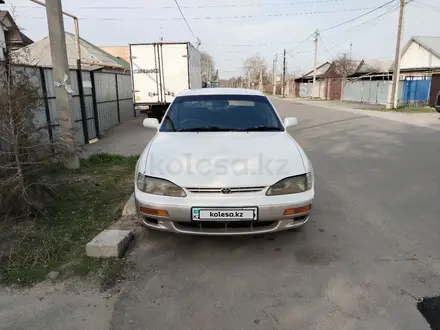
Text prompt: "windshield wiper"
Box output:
[[239, 125, 283, 132], [177, 126, 239, 132]]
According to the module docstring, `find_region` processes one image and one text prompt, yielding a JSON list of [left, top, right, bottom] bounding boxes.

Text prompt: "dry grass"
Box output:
[[0, 153, 137, 286]]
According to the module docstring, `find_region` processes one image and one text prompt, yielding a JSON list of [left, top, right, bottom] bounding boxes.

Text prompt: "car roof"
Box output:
[[177, 88, 265, 97]]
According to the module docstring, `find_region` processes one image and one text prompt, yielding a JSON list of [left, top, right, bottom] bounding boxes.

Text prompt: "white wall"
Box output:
[[0, 26, 6, 61], [401, 41, 440, 69]]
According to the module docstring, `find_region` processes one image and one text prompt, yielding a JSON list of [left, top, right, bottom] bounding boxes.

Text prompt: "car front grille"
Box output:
[[186, 186, 266, 194], [176, 220, 276, 230]]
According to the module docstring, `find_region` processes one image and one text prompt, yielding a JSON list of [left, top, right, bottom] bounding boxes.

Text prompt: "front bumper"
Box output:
[[134, 188, 314, 235]]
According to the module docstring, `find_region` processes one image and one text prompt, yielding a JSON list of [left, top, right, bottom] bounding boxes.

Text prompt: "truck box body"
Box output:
[[129, 42, 201, 110]]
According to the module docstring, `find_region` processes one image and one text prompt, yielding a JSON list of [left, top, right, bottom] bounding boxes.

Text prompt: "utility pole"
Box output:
[[45, 0, 79, 168], [312, 29, 319, 98], [259, 66, 263, 92], [388, 0, 405, 109], [349, 42, 353, 60], [272, 54, 277, 95], [247, 70, 251, 89], [282, 48, 286, 97]]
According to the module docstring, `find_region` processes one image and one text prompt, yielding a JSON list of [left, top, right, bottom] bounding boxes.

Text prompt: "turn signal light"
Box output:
[[139, 207, 169, 217], [283, 205, 312, 215]]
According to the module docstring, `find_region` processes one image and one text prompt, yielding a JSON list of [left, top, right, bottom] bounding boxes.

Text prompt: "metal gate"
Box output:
[[326, 78, 342, 100], [429, 75, 440, 107], [401, 77, 431, 106]]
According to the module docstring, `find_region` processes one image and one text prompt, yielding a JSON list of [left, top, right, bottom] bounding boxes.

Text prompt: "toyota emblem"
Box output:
[[221, 188, 232, 194]]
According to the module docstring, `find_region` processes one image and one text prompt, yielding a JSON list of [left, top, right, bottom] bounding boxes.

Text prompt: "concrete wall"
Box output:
[[401, 41, 440, 69]]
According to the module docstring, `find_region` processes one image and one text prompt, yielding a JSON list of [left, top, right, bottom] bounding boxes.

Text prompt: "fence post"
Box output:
[[115, 73, 121, 123], [39, 67, 53, 142], [76, 69, 89, 144], [90, 71, 101, 138]]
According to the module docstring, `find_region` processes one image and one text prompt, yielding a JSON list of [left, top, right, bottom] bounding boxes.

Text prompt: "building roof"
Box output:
[[0, 10, 33, 47], [404, 36, 440, 59], [12, 32, 130, 70], [320, 60, 362, 78], [0, 11, 11, 23], [178, 88, 263, 97], [356, 59, 393, 73], [18, 32, 33, 45], [100, 46, 130, 63], [300, 62, 332, 78]]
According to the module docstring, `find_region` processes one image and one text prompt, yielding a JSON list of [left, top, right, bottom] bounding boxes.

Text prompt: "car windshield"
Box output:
[[159, 94, 284, 132]]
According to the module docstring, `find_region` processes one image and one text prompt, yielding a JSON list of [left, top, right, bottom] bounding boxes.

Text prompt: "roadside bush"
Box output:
[[0, 62, 71, 219]]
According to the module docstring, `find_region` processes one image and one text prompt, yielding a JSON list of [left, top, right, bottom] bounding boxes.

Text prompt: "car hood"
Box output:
[[141, 132, 306, 187]]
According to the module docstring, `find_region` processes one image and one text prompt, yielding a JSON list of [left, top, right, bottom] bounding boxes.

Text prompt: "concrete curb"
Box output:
[[85, 193, 139, 259], [122, 193, 136, 216], [86, 230, 133, 258]]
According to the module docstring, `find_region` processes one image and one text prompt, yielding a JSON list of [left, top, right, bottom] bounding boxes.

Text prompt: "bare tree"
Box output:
[[243, 55, 270, 86], [201, 51, 216, 84], [226, 76, 245, 88], [0, 48, 75, 219], [324, 53, 358, 78]]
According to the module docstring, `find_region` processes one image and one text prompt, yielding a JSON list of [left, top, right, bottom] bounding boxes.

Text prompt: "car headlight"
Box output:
[[136, 174, 186, 197], [266, 173, 313, 196]]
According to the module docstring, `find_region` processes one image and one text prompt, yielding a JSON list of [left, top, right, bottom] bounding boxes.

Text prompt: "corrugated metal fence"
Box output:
[[10, 64, 135, 146], [343, 80, 390, 105]]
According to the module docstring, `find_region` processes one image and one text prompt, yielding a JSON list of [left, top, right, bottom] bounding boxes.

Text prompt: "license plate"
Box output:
[[192, 207, 258, 221]]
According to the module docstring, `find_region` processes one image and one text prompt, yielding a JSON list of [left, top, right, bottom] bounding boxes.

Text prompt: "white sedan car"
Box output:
[[134, 88, 314, 235]]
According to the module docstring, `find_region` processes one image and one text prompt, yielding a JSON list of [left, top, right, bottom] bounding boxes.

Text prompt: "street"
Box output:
[[1, 98, 439, 330], [110, 98, 440, 329]]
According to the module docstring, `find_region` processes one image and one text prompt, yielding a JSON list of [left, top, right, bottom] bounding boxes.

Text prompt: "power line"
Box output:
[[13, 0, 347, 10], [320, 0, 396, 33], [325, 4, 399, 53], [318, 34, 334, 57], [21, 6, 384, 21], [280, 1, 395, 60], [413, 0, 440, 10], [325, 4, 398, 40], [173, 0, 199, 44], [411, 0, 440, 12], [285, 34, 314, 55], [206, 39, 313, 47]]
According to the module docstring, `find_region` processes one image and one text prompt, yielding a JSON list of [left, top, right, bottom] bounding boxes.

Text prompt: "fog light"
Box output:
[[283, 205, 311, 215], [140, 207, 169, 217]]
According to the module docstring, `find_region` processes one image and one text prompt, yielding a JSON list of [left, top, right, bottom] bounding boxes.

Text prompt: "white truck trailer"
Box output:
[[129, 42, 201, 120]]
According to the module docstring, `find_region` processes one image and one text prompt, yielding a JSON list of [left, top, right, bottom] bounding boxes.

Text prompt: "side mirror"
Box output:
[[143, 118, 160, 129], [284, 117, 298, 128]]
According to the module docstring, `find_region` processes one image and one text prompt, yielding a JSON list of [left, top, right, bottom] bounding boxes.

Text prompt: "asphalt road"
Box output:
[[109, 98, 440, 330]]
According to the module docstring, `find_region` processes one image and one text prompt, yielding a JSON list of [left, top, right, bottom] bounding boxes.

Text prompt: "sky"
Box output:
[[2, 0, 440, 79]]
